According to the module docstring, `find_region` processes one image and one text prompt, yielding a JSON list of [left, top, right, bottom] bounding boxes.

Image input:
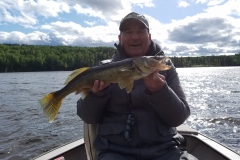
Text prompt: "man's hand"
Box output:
[[92, 80, 110, 93], [143, 71, 166, 94]]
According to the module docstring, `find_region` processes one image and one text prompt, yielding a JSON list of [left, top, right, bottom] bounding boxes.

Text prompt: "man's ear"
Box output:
[[118, 34, 121, 42], [148, 33, 152, 41]]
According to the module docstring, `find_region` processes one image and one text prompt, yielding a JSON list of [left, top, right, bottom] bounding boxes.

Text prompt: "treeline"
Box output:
[[0, 44, 115, 72], [0, 44, 240, 72], [171, 53, 240, 67]]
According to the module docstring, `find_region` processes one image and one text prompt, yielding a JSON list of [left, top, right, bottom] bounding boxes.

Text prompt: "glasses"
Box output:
[[124, 113, 135, 141]]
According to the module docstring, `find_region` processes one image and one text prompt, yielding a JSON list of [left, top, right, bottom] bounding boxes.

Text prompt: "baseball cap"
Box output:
[[119, 12, 149, 31]]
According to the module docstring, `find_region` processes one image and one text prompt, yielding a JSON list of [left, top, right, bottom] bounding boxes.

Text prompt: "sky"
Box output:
[[0, 0, 240, 57]]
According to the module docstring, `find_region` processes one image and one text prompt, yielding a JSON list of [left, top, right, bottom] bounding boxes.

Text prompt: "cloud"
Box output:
[[16, 0, 70, 17], [0, 0, 239, 56], [71, 0, 155, 24], [207, 0, 225, 6], [84, 21, 97, 26], [196, 0, 208, 4], [168, 17, 233, 44], [159, 0, 240, 56], [44, 21, 84, 35], [0, 31, 51, 45], [0, 0, 155, 27], [129, 0, 155, 7], [0, 18, 120, 47], [166, 15, 240, 55], [64, 0, 125, 14], [0, 30, 118, 47], [42, 20, 119, 42], [178, 0, 190, 8], [175, 45, 191, 52], [73, 4, 106, 20], [0, 6, 37, 27], [0, 0, 70, 27], [205, 0, 240, 17]]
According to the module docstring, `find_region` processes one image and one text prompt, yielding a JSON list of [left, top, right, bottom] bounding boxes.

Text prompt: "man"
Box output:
[[77, 12, 197, 160]]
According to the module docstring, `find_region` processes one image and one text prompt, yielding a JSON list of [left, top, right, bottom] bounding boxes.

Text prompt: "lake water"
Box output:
[[0, 67, 240, 160]]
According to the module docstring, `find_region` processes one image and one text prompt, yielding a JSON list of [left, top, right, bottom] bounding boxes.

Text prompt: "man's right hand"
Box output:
[[92, 80, 110, 93]]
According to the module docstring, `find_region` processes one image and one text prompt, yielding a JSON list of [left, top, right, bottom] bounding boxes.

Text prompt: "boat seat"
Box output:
[[84, 123, 198, 160], [84, 123, 97, 160]]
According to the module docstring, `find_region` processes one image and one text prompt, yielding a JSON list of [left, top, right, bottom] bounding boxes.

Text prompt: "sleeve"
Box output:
[[77, 87, 110, 124], [145, 59, 190, 127]]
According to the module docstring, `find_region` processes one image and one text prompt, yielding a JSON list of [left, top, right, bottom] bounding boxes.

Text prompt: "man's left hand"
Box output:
[[143, 71, 166, 94]]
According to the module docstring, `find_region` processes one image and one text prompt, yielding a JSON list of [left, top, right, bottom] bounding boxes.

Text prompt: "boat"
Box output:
[[33, 124, 240, 160]]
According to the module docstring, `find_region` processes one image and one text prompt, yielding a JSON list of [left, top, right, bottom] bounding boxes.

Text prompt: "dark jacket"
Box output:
[[77, 41, 190, 149]]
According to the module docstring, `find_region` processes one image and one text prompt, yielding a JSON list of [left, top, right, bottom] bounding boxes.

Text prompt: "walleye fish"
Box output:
[[39, 56, 171, 122]]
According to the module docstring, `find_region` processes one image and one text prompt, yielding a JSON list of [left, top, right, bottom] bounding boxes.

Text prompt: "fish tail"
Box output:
[[39, 92, 64, 123]]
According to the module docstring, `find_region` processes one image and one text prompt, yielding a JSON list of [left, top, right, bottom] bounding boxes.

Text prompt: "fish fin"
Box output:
[[39, 92, 64, 123], [78, 89, 91, 99], [75, 89, 82, 95], [64, 67, 89, 85], [118, 78, 133, 92], [125, 81, 134, 93], [118, 79, 128, 89]]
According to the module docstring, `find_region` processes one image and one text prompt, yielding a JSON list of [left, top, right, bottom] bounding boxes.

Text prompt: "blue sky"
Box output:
[[0, 0, 239, 56]]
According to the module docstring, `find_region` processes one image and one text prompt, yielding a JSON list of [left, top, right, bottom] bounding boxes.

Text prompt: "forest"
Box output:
[[0, 44, 240, 72]]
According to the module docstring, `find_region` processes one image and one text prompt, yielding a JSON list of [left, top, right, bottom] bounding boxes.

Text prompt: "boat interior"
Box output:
[[33, 124, 240, 160]]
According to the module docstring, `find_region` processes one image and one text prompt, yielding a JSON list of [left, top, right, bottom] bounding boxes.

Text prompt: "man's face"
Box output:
[[119, 19, 151, 58]]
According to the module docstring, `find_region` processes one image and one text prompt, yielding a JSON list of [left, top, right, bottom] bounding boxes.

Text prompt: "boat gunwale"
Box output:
[[32, 138, 84, 160], [184, 132, 240, 160]]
